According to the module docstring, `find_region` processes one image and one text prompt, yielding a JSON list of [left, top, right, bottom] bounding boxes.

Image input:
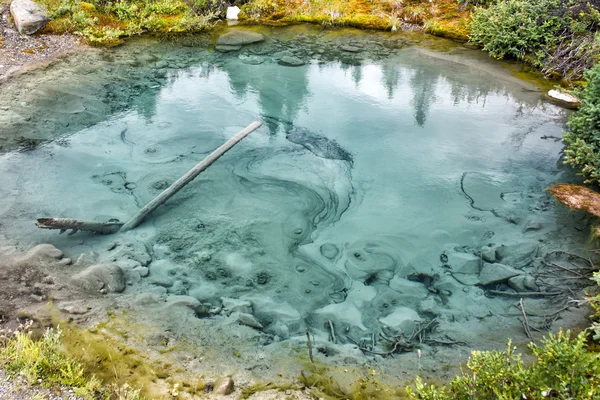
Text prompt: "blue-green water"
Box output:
[[0, 27, 592, 381]]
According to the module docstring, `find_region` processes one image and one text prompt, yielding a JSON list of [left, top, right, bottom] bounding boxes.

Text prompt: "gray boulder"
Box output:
[[278, 56, 305, 67], [216, 30, 265, 46], [478, 263, 521, 286], [10, 0, 49, 35], [72, 264, 126, 294]]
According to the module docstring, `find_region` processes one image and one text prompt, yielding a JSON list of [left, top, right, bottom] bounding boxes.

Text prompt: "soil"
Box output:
[[0, 1, 81, 83]]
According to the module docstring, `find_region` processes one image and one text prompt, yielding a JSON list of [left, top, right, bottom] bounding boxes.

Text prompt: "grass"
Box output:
[[37, 0, 215, 45], [240, 0, 471, 41], [0, 320, 144, 399]]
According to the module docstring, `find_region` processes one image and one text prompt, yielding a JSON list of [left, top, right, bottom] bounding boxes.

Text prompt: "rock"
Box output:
[[13, 244, 63, 267], [278, 56, 305, 67], [216, 30, 265, 46], [508, 275, 538, 292], [272, 50, 293, 60], [449, 252, 481, 274], [234, 312, 263, 329], [341, 45, 360, 52], [10, 0, 49, 35], [226, 6, 240, 20], [379, 306, 422, 334], [72, 264, 126, 293], [495, 241, 539, 268], [75, 251, 99, 267], [215, 45, 242, 53], [320, 243, 339, 260], [478, 263, 521, 286], [222, 297, 252, 316], [214, 377, 235, 395], [133, 266, 149, 277], [481, 246, 496, 263], [545, 89, 581, 109], [451, 273, 480, 286], [523, 220, 543, 232]]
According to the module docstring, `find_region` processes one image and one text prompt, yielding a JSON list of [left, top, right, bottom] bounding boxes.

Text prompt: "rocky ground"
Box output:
[[0, 1, 80, 82]]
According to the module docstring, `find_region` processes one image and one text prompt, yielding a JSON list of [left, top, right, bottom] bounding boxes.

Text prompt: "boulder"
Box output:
[[222, 297, 252, 316], [10, 0, 49, 35], [379, 306, 422, 334], [233, 312, 263, 329], [226, 6, 240, 20], [495, 241, 539, 268], [215, 45, 241, 53], [72, 264, 126, 293], [449, 252, 481, 274], [508, 275, 538, 292], [13, 244, 63, 267], [481, 246, 496, 263], [214, 377, 235, 395], [545, 89, 581, 109], [216, 30, 265, 46], [278, 56, 305, 67], [341, 45, 360, 53], [478, 263, 520, 286]]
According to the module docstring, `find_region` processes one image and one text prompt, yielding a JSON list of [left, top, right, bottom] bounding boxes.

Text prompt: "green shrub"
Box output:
[[407, 330, 600, 400], [563, 62, 600, 183], [469, 0, 562, 64]]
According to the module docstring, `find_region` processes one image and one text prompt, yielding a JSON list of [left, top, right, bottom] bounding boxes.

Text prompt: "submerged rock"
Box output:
[[286, 126, 353, 163], [215, 45, 241, 53], [278, 56, 305, 67], [72, 264, 126, 293], [10, 0, 49, 34], [216, 30, 265, 46], [478, 263, 520, 286]]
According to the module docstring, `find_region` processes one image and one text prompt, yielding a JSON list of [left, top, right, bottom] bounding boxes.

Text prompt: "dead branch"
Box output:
[[121, 121, 262, 231], [35, 218, 123, 235], [487, 290, 561, 297], [518, 298, 532, 338]]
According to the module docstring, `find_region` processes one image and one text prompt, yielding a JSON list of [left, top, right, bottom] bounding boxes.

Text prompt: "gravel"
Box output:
[[0, 1, 81, 82], [0, 368, 84, 400]]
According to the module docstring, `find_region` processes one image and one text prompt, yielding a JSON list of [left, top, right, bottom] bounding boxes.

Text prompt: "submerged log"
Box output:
[[120, 121, 262, 231], [35, 218, 123, 235]]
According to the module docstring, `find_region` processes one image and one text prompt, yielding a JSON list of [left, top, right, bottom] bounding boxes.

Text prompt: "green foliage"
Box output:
[[241, 0, 278, 19], [407, 330, 600, 400], [469, 0, 600, 78], [563, 62, 600, 183], [469, 0, 562, 64], [0, 324, 144, 399]]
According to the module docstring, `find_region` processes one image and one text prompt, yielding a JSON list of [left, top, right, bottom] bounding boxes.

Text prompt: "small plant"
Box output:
[[407, 330, 600, 400], [0, 321, 144, 399]]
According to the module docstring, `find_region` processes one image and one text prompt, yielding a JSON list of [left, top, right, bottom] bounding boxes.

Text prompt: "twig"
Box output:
[[487, 290, 561, 297], [306, 329, 314, 364], [327, 320, 336, 344], [424, 339, 468, 346], [545, 261, 585, 277], [410, 318, 438, 342], [518, 298, 532, 338]]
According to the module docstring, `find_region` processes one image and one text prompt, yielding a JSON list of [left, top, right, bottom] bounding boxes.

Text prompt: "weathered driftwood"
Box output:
[[120, 121, 262, 231], [35, 218, 123, 235], [35, 122, 262, 235]]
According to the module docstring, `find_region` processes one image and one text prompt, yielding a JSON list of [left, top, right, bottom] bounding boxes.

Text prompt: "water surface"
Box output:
[[0, 26, 591, 381]]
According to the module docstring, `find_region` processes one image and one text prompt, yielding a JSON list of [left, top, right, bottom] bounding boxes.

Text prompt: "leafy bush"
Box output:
[[469, 0, 562, 64], [469, 0, 600, 78], [407, 330, 600, 400], [563, 62, 600, 183]]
